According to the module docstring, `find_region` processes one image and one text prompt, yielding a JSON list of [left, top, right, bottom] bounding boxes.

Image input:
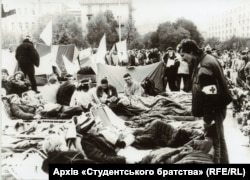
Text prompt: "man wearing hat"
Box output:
[[15, 35, 40, 93]]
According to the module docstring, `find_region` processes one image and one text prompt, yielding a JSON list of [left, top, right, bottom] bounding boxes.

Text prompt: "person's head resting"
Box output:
[[21, 90, 42, 106], [123, 73, 132, 85], [2, 69, 9, 81], [9, 94, 21, 104], [177, 39, 203, 66], [13, 71, 25, 81], [42, 134, 68, 154], [100, 77, 108, 89]]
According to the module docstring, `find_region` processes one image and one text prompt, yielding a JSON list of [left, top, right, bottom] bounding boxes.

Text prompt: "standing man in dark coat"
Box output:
[[177, 39, 232, 164], [15, 35, 40, 93]]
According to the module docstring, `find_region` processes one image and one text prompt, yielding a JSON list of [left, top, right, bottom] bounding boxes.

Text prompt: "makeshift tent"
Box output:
[[36, 43, 79, 76], [35, 43, 53, 75], [97, 62, 165, 92], [79, 48, 92, 65], [53, 44, 79, 76], [78, 48, 97, 74]]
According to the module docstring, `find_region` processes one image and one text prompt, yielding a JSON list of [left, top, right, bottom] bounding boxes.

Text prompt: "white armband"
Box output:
[[202, 85, 217, 94]]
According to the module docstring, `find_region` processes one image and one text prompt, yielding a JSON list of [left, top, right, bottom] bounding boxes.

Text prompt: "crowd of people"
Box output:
[[3, 37, 250, 171]]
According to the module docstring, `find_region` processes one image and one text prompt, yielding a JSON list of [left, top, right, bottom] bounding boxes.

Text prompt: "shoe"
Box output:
[[35, 91, 40, 94]]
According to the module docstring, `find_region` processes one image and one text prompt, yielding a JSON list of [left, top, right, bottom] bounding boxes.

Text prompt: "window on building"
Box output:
[[19, 22, 22, 30], [88, 5, 92, 14], [18, 8, 22, 15], [77, 17, 81, 23], [11, 23, 15, 30], [24, 8, 27, 15], [25, 22, 29, 29]]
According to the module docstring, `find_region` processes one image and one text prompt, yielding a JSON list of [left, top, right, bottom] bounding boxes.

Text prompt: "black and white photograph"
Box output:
[[1, 0, 250, 179]]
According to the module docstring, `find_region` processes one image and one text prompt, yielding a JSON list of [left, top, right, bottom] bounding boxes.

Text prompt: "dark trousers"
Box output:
[[176, 74, 191, 92], [204, 108, 229, 164], [19, 64, 37, 92]]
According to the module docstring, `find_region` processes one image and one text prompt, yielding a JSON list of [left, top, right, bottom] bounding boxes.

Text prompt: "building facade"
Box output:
[[206, 2, 250, 41], [2, 0, 131, 36]]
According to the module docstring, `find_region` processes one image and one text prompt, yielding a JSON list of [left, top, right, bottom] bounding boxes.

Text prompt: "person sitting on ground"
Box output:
[[70, 78, 99, 112], [40, 75, 60, 103], [123, 73, 144, 98], [9, 71, 30, 97], [97, 77, 145, 117], [1, 69, 12, 95], [56, 74, 76, 106], [96, 78, 119, 105]]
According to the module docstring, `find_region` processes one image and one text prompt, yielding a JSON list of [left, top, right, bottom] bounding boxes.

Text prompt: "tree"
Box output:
[[1, 30, 22, 49], [204, 37, 221, 49], [219, 36, 250, 51], [142, 21, 190, 51], [157, 22, 190, 50], [122, 18, 144, 49], [141, 18, 204, 50], [32, 13, 88, 49], [87, 10, 119, 50], [174, 18, 204, 45], [142, 32, 154, 49]]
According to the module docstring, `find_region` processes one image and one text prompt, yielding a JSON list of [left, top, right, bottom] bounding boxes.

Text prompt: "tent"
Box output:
[[34, 44, 80, 84], [97, 62, 165, 92]]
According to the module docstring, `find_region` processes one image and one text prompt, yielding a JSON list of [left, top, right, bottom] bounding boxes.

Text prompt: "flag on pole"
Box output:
[[40, 20, 52, 46], [1, 4, 16, 18], [95, 34, 106, 64]]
